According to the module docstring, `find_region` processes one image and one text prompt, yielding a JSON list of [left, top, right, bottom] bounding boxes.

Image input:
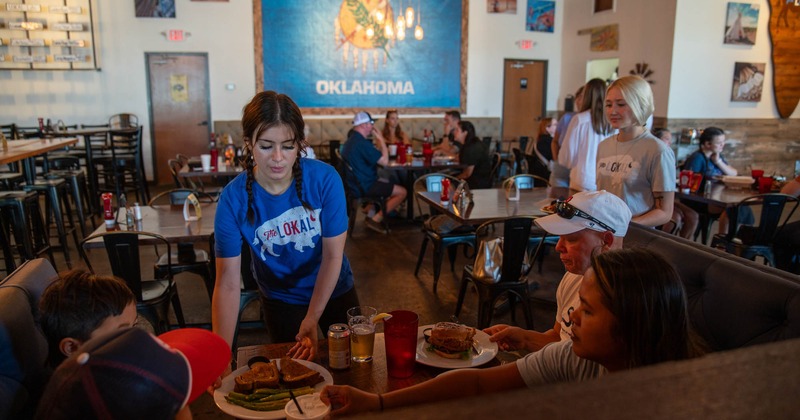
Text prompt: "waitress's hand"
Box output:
[[206, 364, 232, 395], [287, 319, 318, 361]]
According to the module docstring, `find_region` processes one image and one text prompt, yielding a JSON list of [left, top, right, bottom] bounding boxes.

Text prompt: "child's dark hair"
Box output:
[[39, 269, 136, 367]]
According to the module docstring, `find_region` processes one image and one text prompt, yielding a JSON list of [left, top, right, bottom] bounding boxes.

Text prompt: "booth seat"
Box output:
[[625, 224, 800, 351], [214, 116, 502, 149], [0, 259, 57, 419]]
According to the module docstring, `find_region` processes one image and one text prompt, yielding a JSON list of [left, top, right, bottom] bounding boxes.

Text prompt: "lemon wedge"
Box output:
[[371, 313, 393, 323]]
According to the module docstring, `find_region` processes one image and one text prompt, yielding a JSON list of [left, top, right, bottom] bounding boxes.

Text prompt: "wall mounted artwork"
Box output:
[[135, 0, 176, 18], [255, 0, 467, 113], [724, 2, 759, 45], [731, 62, 765, 102], [488, 0, 516, 14], [768, 0, 800, 118], [526, 1, 554, 33]]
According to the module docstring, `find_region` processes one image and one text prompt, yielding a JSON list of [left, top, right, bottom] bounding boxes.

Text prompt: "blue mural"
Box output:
[[261, 0, 463, 109]]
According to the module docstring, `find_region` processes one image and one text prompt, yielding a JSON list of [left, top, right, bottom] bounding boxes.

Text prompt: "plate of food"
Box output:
[[415, 322, 498, 369], [213, 356, 333, 420]]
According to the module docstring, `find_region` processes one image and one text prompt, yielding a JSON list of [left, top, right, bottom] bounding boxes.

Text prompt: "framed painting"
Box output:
[[731, 62, 765, 102], [254, 0, 468, 114], [135, 0, 175, 18], [526, 0, 554, 32], [724, 2, 759, 45]]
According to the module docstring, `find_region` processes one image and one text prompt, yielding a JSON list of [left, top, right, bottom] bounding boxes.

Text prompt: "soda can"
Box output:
[[328, 323, 350, 370]]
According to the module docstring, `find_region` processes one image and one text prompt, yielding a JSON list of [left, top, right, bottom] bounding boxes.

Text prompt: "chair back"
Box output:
[[734, 193, 799, 245], [109, 127, 142, 161], [503, 174, 549, 190], [527, 151, 551, 182], [474, 217, 535, 283], [108, 113, 139, 129], [80, 231, 171, 303], [511, 148, 528, 175], [0, 123, 18, 140], [413, 173, 461, 218], [336, 149, 367, 198], [168, 159, 186, 188], [489, 152, 502, 186], [80, 123, 110, 152], [518, 137, 529, 157], [148, 188, 215, 206]]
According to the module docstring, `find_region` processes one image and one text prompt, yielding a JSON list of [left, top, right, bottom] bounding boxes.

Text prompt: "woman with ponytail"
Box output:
[[212, 91, 358, 361]]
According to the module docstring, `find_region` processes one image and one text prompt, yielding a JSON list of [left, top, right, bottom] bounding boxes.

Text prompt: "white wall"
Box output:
[[668, 0, 798, 119], [560, 0, 676, 118], [465, 0, 563, 116], [0, 0, 256, 176]]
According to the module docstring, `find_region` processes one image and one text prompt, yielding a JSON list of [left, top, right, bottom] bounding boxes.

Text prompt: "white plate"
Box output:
[[415, 325, 499, 369], [213, 359, 333, 420]]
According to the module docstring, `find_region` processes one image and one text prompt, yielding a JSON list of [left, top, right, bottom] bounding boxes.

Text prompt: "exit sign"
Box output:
[[168, 30, 185, 41], [517, 40, 534, 50]]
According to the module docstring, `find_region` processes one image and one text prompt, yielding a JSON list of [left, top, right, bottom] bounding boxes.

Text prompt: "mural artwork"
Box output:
[[768, 0, 800, 118], [257, 0, 465, 112]]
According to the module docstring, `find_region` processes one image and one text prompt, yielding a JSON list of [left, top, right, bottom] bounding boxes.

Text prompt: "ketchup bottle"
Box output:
[[440, 178, 450, 205]]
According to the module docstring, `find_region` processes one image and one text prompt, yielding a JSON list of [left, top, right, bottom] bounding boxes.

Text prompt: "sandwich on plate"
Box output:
[[427, 322, 476, 359]]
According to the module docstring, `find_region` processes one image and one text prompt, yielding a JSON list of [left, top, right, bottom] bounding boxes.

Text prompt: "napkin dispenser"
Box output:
[[183, 193, 202, 221]]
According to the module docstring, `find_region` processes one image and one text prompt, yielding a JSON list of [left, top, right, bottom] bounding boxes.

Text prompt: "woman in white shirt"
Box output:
[[558, 78, 612, 194]]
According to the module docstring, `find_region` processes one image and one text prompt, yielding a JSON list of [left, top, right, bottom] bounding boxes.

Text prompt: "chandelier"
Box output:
[[371, 0, 423, 42]]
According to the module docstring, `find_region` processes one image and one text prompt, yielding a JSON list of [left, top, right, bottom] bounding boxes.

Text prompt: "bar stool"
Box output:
[[23, 178, 79, 268], [45, 155, 96, 237], [0, 190, 55, 271]]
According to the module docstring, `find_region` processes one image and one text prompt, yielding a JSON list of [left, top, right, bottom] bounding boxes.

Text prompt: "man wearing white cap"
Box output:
[[341, 111, 407, 233], [485, 190, 632, 352]]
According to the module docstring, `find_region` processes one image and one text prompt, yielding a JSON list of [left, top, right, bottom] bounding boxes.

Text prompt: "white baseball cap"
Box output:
[[353, 111, 375, 126], [535, 190, 632, 237]]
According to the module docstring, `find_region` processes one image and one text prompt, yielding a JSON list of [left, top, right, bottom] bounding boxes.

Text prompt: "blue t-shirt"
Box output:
[[683, 150, 728, 179], [341, 131, 380, 196], [214, 158, 354, 305]]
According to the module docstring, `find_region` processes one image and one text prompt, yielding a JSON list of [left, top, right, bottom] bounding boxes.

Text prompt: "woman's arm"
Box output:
[[711, 154, 737, 176], [288, 232, 347, 360], [631, 191, 675, 227], [458, 165, 475, 180], [321, 362, 525, 416], [212, 255, 243, 348]]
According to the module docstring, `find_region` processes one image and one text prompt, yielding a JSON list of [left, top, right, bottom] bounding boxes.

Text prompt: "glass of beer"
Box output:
[[347, 306, 377, 362]]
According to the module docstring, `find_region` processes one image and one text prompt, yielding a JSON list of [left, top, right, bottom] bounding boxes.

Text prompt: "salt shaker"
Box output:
[[133, 202, 142, 220]]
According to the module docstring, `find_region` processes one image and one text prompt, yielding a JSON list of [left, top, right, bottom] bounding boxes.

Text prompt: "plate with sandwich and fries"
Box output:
[[213, 356, 333, 419], [415, 322, 498, 369]]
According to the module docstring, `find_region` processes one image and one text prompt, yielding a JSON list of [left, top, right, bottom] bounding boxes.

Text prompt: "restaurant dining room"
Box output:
[[2, 0, 799, 419]]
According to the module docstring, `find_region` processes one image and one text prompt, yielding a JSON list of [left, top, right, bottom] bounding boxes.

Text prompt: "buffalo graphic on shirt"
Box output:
[[252, 206, 322, 258]]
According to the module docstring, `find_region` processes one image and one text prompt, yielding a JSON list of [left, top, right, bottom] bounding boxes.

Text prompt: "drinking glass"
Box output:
[[383, 310, 419, 378], [347, 306, 377, 362], [200, 154, 212, 172]]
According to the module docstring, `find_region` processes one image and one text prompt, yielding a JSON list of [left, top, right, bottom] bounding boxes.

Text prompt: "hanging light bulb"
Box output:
[[397, 26, 406, 41], [397, 15, 405, 32], [405, 7, 414, 28], [375, 10, 384, 24], [366, 26, 374, 39], [414, 0, 423, 40], [384, 22, 394, 39]]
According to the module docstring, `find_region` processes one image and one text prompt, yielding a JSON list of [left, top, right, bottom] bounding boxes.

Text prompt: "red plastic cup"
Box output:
[[758, 176, 773, 193], [383, 310, 419, 378]]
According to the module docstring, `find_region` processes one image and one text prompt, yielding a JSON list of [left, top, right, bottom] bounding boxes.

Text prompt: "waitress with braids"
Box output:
[[213, 91, 358, 361]]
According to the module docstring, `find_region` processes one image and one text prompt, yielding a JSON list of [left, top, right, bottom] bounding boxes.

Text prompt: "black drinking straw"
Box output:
[[289, 389, 304, 414]]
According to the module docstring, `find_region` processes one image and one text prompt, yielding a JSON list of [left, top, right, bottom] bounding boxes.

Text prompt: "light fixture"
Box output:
[[366, 26, 374, 39], [405, 6, 414, 28], [397, 26, 406, 40], [375, 10, 384, 24], [384, 22, 394, 38], [414, 0, 423, 40]]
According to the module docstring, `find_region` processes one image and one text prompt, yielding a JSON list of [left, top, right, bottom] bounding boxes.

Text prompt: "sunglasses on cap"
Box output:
[[554, 200, 616, 234]]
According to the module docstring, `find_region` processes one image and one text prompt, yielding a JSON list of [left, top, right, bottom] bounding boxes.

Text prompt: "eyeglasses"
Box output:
[[554, 200, 616, 234]]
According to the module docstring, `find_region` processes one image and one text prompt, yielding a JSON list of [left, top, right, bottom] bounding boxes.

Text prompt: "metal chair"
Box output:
[[335, 149, 390, 235], [0, 191, 54, 272], [454, 216, 537, 329], [413, 173, 477, 293], [710, 193, 799, 266], [108, 113, 139, 129], [502, 174, 550, 190], [208, 233, 265, 365], [79, 231, 185, 334], [489, 152, 502, 187], [95, 127, 150, 204]]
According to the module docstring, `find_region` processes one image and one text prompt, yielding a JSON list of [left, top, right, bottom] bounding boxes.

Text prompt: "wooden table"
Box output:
[[0, 137, 78, 183], [236, 334, 507, 394], [417, 188, 550, 225], [382, 160, 468, 220], [677, 182, 756, 241], [82, 201, 217, 248]]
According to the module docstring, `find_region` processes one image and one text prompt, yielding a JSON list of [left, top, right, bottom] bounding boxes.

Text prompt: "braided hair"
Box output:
[[241, 91, 312, 223]]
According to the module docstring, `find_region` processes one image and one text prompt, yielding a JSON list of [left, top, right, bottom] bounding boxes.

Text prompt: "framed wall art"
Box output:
[[526, 0, 554, 32], [254, 0, 468, 113], [724, 2, 759, 45], [731, 61, 765, 102]]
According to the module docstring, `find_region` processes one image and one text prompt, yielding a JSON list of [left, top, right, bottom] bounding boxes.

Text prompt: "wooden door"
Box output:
[[146, 53, 211, 185], [501, 60, 547, 144]]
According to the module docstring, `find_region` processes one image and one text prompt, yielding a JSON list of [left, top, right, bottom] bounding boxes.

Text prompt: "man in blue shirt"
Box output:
[[341, 111, 407, 233]]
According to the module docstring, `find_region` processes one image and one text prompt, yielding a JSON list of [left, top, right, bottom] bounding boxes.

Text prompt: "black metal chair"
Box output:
[[0, 191, 54, 273], [149, 189, 215, 297], [710, 193, 799, 267], [413, 173, 477, 293], [208, 233, 265, 365], [335, 149, 390, 235], [95, 127, 150, 204], [454, 216, 537, 329], [79, 231, 185, 334], [489, 152, 502, 187], [108, 113, 139, 129]]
